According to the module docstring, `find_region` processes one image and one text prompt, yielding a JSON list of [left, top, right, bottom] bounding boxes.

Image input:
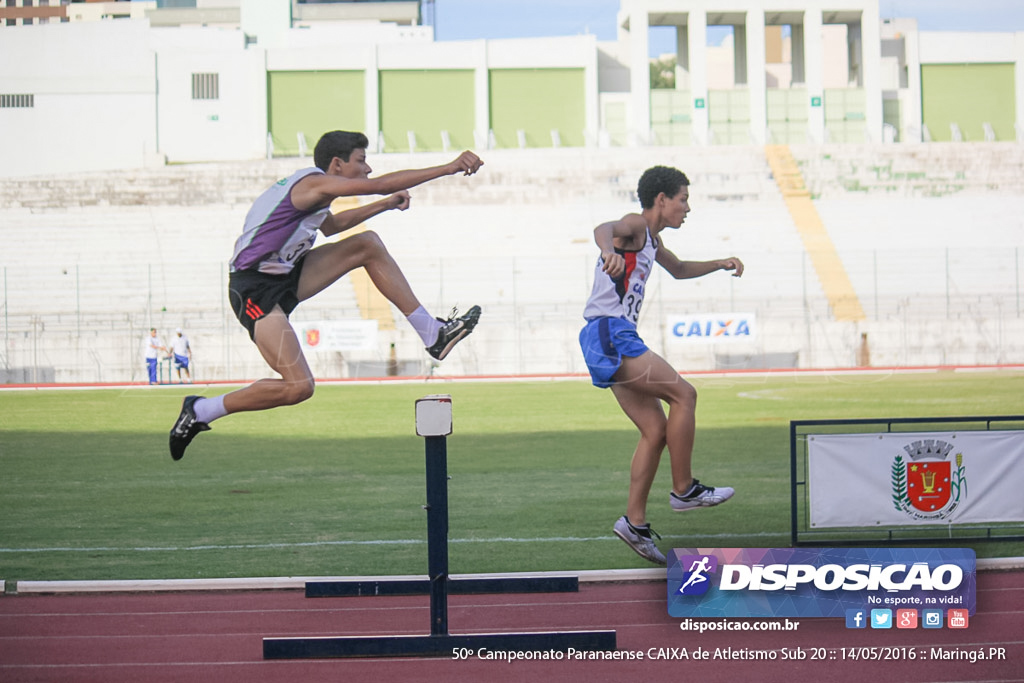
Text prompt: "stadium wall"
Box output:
[[153, 27, 268, 163], [0, 21, 160, 178]]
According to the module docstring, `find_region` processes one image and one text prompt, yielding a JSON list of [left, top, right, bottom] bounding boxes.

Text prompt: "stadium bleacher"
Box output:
[[1, 144, 1021, 383]]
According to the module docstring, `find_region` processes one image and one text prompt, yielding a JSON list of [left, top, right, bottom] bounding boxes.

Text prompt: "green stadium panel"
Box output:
[[766, 88, 807, 144], [602, 100, 628, 147], [379, 70, 475, 153], [650, 88, 692, 146], [267, 71, 365, 157], [709, 89, 751, 145], [883, 96, 901, 138], [823, 88, 866, 143], [922, 63, 1016, 142], [489, 68, 586, 148]]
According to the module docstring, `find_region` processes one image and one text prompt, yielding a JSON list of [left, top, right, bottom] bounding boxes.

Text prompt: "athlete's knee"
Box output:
[[280, 376, 315, 405], [668, 380, 697, 410], [641, 416, 669, 450], [352, 230, 388, 259]]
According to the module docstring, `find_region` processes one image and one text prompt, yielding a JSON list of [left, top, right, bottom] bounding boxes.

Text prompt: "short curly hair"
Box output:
[[637, 166, 689, 209], [313, 131, 369, 171]]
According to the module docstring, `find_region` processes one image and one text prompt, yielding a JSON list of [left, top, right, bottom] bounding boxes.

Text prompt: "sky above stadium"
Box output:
[[433, 0, 1024, 54]]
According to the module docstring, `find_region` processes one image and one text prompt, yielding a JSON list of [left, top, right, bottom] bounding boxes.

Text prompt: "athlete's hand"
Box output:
[[601, 251, 625, 278], [718, 257, 744, 277], [448, 151, 483, 177], [389, 191, 411, 211]]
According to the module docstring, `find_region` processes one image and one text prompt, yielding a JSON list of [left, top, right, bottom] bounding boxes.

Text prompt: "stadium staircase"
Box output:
[[764, 144, 865, 322]]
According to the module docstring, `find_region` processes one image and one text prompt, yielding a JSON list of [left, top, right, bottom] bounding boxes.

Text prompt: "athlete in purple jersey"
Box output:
[[579, 166, 744, 565], [169, 131, 483, 461]]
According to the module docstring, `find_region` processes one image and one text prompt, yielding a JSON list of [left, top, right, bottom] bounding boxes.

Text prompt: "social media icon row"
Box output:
[[846, 608, 969, 629]]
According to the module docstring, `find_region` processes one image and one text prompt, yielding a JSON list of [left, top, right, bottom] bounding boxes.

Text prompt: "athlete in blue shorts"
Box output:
[[580, 165, 744, 565]]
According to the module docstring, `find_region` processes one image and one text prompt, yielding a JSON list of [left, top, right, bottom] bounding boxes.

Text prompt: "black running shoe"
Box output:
[[169, 395, 210, 461], [426, 305, 481, 361]]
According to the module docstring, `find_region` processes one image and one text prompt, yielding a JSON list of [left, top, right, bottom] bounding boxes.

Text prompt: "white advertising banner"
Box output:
[[666, 313, 756, 344], [808, 431, 1024, 528], [297, 320, 378, 352]]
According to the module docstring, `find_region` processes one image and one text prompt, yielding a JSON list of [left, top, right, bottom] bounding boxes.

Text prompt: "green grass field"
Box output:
[[1, 370, 1023, 582]]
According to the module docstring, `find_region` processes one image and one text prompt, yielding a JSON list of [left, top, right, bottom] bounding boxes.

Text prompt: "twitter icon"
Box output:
[[870, 609, 893, 629]]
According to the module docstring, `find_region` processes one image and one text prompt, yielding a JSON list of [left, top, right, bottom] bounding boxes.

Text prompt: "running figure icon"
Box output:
[[678, 556, 712, 593]]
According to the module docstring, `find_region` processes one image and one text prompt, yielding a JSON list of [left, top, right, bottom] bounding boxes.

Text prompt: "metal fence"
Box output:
[[2, 246, 1023, 384]]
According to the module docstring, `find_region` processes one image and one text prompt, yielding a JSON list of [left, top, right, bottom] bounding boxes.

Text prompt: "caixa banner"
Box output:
[[666, 313, 756, 344], [667, 548, 975, 618]]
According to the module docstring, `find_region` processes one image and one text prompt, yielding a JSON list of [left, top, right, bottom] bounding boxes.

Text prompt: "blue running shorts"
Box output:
[[579, 317, 649, 388]]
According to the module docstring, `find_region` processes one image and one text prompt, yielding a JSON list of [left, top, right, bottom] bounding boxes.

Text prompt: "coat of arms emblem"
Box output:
[[892, 439, 967, 521]]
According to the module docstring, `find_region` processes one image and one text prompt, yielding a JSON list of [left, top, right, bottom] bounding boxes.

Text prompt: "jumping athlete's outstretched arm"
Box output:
[[291, 151, 483, 212], [655, 244, 745, 280], [319, 192, 411, 237]]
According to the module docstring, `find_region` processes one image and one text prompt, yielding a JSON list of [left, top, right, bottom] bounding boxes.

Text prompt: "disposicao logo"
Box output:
[[676, 555, 718, 596], [667, 548, 976, 619]]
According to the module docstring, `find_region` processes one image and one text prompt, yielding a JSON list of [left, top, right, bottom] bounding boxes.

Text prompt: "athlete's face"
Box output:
[[662, 186, 691, 229], [334, 148, 372, 179]]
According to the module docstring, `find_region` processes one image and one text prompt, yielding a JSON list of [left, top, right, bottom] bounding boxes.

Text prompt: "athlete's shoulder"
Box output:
[[287, 167, 325, 184], [618, 213, 647, 231], [615, 213, 650, 250]]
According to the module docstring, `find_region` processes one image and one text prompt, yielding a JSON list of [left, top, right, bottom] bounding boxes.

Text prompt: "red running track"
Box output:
[[1, 572, 1022, 683]]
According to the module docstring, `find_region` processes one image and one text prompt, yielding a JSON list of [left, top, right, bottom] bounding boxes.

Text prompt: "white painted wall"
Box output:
[[0, 21, 158, 178], [152, 28, 267, 163], [919, 31, 1018, 64]]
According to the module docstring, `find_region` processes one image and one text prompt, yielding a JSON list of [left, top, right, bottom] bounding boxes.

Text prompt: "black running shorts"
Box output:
[[228, 260, 306, 341]]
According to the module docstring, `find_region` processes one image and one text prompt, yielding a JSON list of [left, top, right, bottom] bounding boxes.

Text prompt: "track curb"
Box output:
[[9, 558, 1022, 594]]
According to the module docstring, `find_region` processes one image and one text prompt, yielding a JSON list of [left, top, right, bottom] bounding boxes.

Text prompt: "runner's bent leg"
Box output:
[[221, 307, 315, 415], [610, 350, 698, 524], [296, 231, 421, 315], [610, 380, 666, 527]]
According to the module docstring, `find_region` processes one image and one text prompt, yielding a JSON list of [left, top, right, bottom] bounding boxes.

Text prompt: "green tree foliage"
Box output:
[[649, 56, 677, 89]]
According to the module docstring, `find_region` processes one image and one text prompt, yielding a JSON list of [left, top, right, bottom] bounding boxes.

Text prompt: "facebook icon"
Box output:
[[845, 609, 867, 629]]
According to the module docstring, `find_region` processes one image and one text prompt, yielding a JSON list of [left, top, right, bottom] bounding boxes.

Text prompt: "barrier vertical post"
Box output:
[[416, 395, 453, 636]]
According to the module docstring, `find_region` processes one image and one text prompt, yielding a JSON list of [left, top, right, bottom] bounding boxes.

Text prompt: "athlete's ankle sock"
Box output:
[[625, 517, 651, 538], [677, 481, 698, 497], [194, 394, 227, 424], [406, 306, 441, 346]]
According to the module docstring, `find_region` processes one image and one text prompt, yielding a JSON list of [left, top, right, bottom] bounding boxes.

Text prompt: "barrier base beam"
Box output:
[[263, 629, 617, 659], [305, 576, 579, 598]]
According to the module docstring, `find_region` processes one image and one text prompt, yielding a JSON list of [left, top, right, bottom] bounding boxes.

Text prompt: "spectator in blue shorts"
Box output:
[[171, 328, 193, 384], [579, 165, 744, 565], [143, 328, 166, 385]]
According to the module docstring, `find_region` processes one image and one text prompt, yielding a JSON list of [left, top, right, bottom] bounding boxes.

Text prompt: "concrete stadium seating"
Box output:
[[1, 143, 1021, 383]]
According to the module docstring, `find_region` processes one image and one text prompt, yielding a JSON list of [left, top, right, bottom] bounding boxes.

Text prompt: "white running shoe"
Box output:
[[613, 516, 666, 566], [670, 479, 734, 511]]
